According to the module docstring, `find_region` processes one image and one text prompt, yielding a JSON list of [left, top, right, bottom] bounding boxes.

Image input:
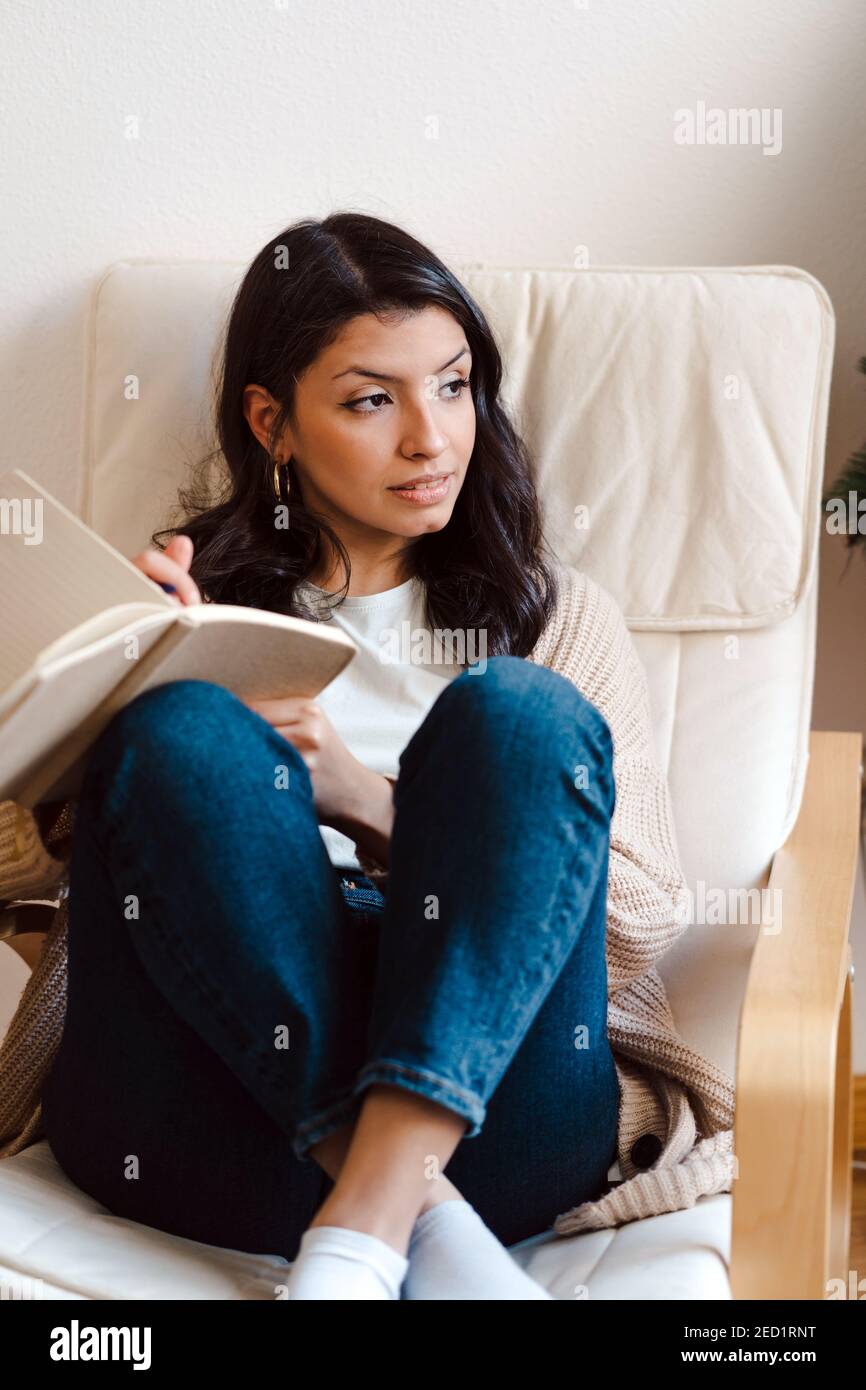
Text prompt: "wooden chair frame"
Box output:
[[731, 730, 863, 1300]]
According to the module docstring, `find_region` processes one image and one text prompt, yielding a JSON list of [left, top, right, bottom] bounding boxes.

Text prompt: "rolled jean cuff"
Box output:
[[354, 1059, 487, 1137], [291, 1058, 487, 1162], [291, 1091, 365, 1163]]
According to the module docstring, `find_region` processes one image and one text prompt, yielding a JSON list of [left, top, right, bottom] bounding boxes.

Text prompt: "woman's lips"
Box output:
[[387, 475, 453, 505]]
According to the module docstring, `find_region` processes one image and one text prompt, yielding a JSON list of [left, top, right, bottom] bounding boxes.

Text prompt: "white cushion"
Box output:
[[0, 1142, 291, 1300], [0, 1140, 730, 1300], [509, 1192, 732, 1300]]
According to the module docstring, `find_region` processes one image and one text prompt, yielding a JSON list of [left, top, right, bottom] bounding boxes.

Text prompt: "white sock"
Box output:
[[403, 1198, 555, 1300], [287, 1225, 409, 1300]]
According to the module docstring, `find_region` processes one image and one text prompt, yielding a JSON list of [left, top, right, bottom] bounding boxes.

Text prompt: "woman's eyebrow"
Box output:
[[332, 345, 471, 383]]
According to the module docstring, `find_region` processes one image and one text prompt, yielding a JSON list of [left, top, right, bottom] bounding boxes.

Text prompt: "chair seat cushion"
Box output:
[[508, 1191, 732, 1299], [0, 1140, 732, 1300], [0, 1141, 291, 1299]]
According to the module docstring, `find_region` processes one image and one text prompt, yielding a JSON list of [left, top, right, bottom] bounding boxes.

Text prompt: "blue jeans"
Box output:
[[42, 656, 620, 1260]]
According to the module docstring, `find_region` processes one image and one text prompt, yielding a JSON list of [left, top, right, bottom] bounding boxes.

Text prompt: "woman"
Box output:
[[40, 211, 623, 1301]]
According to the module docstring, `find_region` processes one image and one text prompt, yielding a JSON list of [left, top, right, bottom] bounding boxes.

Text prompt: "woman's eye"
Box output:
[[345, 377, 471, 414], [347, 390, 392, 414]]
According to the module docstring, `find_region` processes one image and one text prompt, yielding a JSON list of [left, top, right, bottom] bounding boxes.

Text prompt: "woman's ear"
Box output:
[[242, 384, 283, 455]]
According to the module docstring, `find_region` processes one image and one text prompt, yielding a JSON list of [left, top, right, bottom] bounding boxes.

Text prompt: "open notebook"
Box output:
[[0, 468, 358, 808]]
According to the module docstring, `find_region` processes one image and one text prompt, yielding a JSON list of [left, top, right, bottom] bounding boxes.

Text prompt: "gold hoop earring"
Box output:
[[273, 459, 291, 502]]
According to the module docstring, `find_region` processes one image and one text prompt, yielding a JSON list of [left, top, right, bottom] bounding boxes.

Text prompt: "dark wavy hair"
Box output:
[[152, 211, 559, 657]]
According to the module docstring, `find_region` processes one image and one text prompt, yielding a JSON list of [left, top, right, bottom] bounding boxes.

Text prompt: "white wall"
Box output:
[[4, 0, 866, 1058]]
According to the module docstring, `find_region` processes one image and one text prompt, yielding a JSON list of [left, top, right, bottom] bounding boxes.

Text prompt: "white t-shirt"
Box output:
[[295, 575, 465, 870]]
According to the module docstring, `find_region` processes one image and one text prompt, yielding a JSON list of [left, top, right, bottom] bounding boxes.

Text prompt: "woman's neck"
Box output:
[[308, 549, 414, 598]]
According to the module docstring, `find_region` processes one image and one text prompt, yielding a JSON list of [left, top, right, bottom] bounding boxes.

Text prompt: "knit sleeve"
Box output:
[[593, 583, 692, 994], [0, 893, 69, 1158], [534, 569, 692, 994], [0, 799, 75, 906], [0, 801, 74, 1158], [605, 753, 693, 993]]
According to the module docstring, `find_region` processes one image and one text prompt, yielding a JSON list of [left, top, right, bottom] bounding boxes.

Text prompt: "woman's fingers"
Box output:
[[130, 540, 201, 605], [165, 534, 194, 566], [242, 699, 324, 768], [244, 697, 321, 726], [273, 726, 321, 771]]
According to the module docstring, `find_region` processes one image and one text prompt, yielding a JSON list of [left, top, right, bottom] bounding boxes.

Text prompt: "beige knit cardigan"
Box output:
[[0, 565, 736, 1235]]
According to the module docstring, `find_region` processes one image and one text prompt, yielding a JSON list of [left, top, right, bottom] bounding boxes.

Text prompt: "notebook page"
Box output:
[[178, 604, 356, 694], [0, 467, 171, 691], [12, 606, 357, 805], [0, 610, 177, 804]]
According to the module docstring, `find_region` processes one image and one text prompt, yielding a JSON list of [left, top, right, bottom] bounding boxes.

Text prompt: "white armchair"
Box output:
[[0, 259, 856, 1300]]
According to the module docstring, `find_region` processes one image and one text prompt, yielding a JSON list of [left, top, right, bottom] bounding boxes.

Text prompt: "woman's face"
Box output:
[[247, 305, 476, 545]]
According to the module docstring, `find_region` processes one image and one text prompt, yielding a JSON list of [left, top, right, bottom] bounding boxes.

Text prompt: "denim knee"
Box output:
[[82, 678, 313, 820], [402, 654, 614, 788], [397, 656, 614, 817], [88, 678, 251, 766]]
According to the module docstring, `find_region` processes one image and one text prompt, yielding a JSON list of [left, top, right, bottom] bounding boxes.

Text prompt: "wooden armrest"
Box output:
[[1, 892, 65, 973], [2, 931, 47, 970], [0, 900, 62, 940], [731, 730, 862, 1300], [0, 901, 60, 971]]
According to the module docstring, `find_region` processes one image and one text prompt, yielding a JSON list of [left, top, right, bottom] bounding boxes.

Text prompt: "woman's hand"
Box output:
[[130, 535, 202, 606], [243, 696, 359, 824], [242, 695, 394, 864]]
